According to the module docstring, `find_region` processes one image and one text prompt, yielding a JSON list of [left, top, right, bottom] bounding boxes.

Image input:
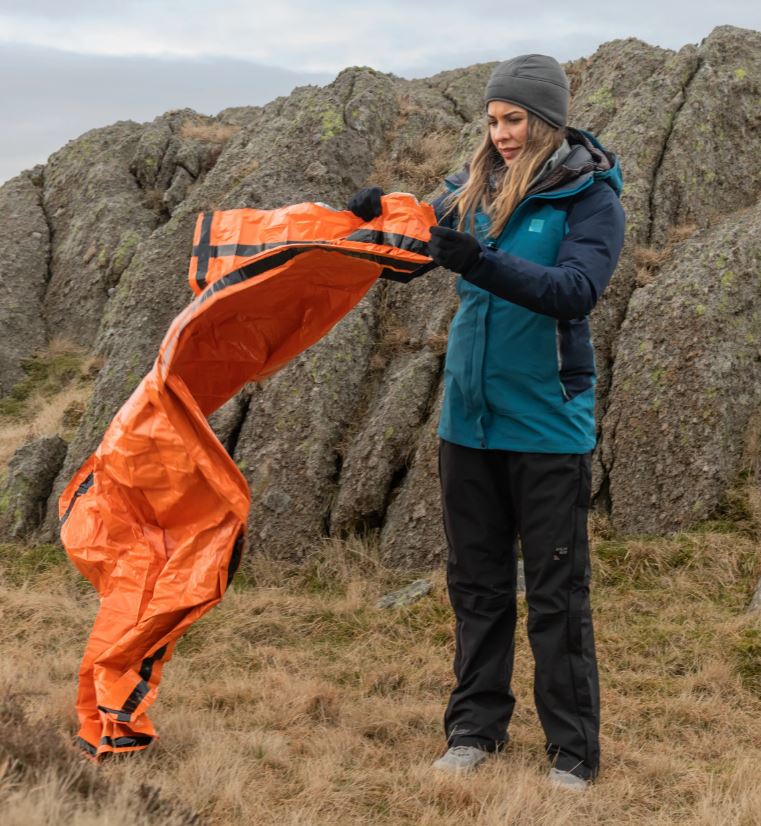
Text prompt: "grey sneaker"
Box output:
[[432, 745, 489, 773], [548, 767, 590, 791]]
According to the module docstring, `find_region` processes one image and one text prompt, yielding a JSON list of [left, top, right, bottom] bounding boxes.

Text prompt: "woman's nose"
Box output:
[[495, 122, 513, 142]]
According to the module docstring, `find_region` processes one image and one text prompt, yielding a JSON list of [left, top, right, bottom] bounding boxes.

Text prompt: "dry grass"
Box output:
[[634, 266, 656, 288], [633, 223, 699, 288], [0, 385, 89, 468], [372, 132, 458, 198], [0, 340, 100, 467], [179, 120, 240, 146], [633, 245, 671, 272], [1, 525, 760, 825], [141, 187, 168, 214], [369, 93, 460, 197], [666, 223, 698, 245], [633, 246, 667, 287]]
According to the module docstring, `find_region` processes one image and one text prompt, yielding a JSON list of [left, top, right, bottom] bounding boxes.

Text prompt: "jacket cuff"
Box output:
[[461, 247, 490, 281]]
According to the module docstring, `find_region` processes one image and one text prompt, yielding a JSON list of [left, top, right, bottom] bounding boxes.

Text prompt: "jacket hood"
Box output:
[[444, 127, 623, 199], [563, 127, 623, 196]]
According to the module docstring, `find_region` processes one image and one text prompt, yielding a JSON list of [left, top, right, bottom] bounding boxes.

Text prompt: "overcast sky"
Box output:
[[2, 1, 760, 184]]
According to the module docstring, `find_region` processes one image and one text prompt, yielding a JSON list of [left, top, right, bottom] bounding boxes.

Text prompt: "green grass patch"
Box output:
[[0, 542, 70, 585], [732, 626, 761, 696], [0, 351, 87, 418]]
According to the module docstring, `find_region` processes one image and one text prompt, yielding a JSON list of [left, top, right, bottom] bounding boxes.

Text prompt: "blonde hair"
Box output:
[[448, 113, 566, 238]]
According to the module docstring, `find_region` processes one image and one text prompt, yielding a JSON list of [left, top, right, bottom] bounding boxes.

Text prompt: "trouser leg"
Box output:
[[510, 451, 600, 779], [439, 439, 518, 751]]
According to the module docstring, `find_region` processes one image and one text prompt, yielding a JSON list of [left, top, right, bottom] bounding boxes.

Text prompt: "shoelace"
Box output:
[[449, 745, 482, 757]]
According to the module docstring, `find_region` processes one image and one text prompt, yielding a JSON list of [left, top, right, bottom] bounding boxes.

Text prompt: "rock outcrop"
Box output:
[[648, 27, 761, 246], [0, 170, 49, 396], [602, 201, 761, 532], [1, 25, 760, 562], [41, 122, 160, 347], [0, 436, 67, 540]]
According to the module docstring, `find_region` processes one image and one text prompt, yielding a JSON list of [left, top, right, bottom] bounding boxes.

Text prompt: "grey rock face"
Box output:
[[590, 44, 701, 359], [359, 268, 457, 566], [2, 25, 760, 562], [417, 63, 496, 123], [213, 67, 402, 214], [649, 26, 761, 246], [42, 110, 245, 533], [0, 436, 67, 540], [380, 381, 446, 568], [207, 388, 252, 454], [130, 109, 236, 215], [41, 122, 160, 347], [233, 294, 381, 560], [589, 44, 702, 498], [0, 172, 49, 396], [330, 348, 441, 536], [593, 26, 761, 530], [602, 201, 761, 533], [567, 38, 673, 136], [45, 66, 411, 547]]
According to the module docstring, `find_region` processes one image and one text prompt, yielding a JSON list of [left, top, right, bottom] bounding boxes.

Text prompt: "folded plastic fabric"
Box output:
[[59, 194, 434, 758]]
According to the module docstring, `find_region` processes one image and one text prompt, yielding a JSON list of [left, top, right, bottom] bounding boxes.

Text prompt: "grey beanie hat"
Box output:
[[485, 54, 570, 128]]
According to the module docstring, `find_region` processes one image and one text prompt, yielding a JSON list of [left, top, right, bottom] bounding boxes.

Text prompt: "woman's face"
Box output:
[[487, 100, 529, 166]]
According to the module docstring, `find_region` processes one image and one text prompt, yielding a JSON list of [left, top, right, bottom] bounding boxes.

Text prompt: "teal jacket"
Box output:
[[435, 128, 626, 453]]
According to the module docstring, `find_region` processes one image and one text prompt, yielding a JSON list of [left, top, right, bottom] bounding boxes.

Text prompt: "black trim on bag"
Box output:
[[379, 261, 438, 283], [192, 231, 429, 264], [59, 472, 94, 527], [100, 734, 154, 749], [96, 707, 133, 723], [97, 678, 149, 721], [76, 736, 98, 755], [198, 244, 426, 306], [345, 229, 429, 256], [97, 643, 169, 721], [164, 240, 432, 371], [139, 644, 168, 681], [194, 212, 214, 292], [225, 532, 245, 588]]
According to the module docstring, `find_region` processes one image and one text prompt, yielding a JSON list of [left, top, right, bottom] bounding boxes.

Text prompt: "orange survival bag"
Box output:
[[59, 194, 435, 758]]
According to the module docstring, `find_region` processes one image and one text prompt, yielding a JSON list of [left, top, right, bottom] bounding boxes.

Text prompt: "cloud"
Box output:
[[0, 43, 332, 184], [1, 1, 759, 74], [1, 2, 759, 182]]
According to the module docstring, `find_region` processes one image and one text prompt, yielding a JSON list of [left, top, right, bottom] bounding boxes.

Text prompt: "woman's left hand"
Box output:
[[428, 226, 483, 275]]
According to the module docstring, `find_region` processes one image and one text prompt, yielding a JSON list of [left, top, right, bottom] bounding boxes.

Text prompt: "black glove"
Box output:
[[428, 225, 482, 275], [347, 186, 384, 221]]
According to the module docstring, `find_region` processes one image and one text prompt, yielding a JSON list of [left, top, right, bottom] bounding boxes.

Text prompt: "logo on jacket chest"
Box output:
[[528, 218, 545, 233]]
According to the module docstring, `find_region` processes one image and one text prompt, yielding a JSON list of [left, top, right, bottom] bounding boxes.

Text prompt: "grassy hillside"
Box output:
[[1, 520, 760, 825]]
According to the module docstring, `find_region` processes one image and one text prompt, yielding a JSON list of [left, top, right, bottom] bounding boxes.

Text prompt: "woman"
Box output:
[[348, 54, 625, 789]]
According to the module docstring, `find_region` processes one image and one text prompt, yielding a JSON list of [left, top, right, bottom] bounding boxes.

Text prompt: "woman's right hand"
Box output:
[[347, 187, 384, 221]]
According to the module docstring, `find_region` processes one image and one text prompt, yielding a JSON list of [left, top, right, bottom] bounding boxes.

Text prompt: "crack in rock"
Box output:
[[595, 53, 704, 512], [341, 70, 359, 133], [224, 390, 253, 457], [646, 57, 704, 245], [429, 82, 469, 124], [34, 166, 55, 342]]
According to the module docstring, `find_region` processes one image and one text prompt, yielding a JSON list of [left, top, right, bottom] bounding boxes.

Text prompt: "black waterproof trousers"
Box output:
[[439, 439, 600, 779]]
